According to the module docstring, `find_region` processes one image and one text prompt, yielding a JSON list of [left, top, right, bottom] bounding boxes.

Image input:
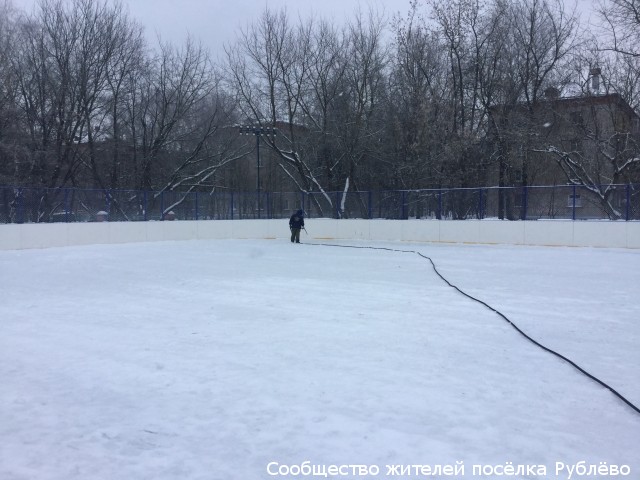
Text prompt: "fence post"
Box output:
[[17, 187, 24, 224], [401, 191, 407, 219], [478, 188, 484, 219], [336, 191, 340, 218], [522, 185, 528, 220], [626, 184, 631, 221], [438, 189, 443, 220], [266, 192, 271, 219], [306, 192, 310, 218], [230, 192, 234, 220], [64, 188, 70, 222], [368, 191, 373, 219], [572, 185, 577, 220]]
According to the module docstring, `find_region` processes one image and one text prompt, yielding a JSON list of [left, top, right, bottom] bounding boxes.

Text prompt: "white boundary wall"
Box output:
[[1, 219, 638, 250]]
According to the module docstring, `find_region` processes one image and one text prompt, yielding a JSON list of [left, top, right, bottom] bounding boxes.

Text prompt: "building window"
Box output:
[[567, 193, 582, 207]]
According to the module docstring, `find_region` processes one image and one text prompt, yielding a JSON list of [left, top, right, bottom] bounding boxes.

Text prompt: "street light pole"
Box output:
[[239, 125, 277, 219]]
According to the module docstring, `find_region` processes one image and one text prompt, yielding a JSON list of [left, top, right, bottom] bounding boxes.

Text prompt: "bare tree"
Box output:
[[5, 0, 636, 223], [156, 83, 246, 194], [524, 0, 640, 219], [9, 0, 143, 189], [225, 8, 341, 215], [0, 0, 26, 185], [13, 0, 86, 191], [507, 0, 578, 181], [486, 0, 580, 218], [428, 0, 506, 189], [333, 6, 389, 215], [533, 58, 640, 219], [388, 1, 449, 190], [388, 0, 513, 217], [539, 100, 640, 218], [100, 4, 145, 190], [296, 19, 349, 192], [597, 0, 640, 58], [593, 0, 640, 111], [127, 38, 218, 190]]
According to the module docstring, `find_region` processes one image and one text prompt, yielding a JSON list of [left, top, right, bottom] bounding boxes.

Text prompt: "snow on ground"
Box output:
[[0, 239, 638, 480]]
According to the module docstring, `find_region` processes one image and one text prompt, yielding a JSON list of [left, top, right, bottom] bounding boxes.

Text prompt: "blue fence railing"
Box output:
[[0, 184, 638, 223]]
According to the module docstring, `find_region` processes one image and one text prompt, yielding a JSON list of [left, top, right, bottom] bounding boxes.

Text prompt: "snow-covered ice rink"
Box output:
[[1, 238, 639, 479]]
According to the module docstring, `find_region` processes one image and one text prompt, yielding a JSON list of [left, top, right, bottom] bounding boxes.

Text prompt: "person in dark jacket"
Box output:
[[289, 209, 305, 243]]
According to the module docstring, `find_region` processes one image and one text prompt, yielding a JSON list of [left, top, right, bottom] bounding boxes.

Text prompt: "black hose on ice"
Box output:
[[308, 242, 640, 417]]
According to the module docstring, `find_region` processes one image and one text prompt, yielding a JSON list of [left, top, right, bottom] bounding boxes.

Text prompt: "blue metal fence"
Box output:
[[0, 184, 638, 223]]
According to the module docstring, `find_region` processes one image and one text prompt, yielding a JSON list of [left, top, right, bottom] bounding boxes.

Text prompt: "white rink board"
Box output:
[[1, 219, 638, 249]]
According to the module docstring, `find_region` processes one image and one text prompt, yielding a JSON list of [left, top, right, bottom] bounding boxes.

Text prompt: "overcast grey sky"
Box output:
[[12, 0, 411, 54], [112, 0, 409, 52], [12, 0, 597, 58]]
